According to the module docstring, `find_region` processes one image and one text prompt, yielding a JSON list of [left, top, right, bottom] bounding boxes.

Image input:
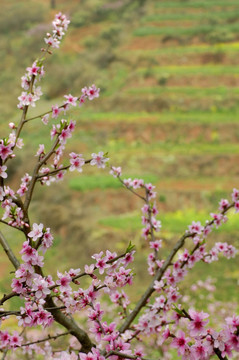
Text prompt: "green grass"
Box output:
[[155, 0, 239, 9], [69, 174, 159, 192], [99, 208, 239, 234], [126, 86, 239, 97], [100, 141, 239, 157], [123, 43, 239, 57], [133, 23, 239, 37], [73, 110, 239, 124], [138, 64, 239, 75], [142, 10, 239, 22]]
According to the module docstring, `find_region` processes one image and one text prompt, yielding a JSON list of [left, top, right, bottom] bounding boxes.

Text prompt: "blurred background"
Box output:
[[0, 0, 238, 307]]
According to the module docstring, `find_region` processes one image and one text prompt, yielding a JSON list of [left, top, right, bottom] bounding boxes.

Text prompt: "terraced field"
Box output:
[[0, 0, 239, 308]]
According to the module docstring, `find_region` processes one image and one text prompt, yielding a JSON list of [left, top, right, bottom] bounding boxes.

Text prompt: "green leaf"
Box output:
[[172, 304, 184, 317], [126, 241, 135, 253]]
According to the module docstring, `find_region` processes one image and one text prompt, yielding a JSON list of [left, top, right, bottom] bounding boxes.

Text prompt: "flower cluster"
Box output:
[[90, 151, 109, 169], [18, 60, 44, 109], [0, 12, 238, 360], [44, 12, 70, 49], [0, 330, 22, 350]]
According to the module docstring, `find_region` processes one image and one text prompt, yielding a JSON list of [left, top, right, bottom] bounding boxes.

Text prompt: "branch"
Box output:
[[0, 219, 24, 232], [24, 95, 82, 124], [0, 230, 20, 269], [48, 251, 128, 292], [23, 136, 59, 213], [21, 331, 70, 347], [106, 351, 153, 360], [0, 292, 17, 306], [117, 175, 146, 202], [119, 232, 191, 333], [44, 296, 94, 353], [119, 200, 236, 333], [214, 347, 228, 360], [36, 159, 91, 180]]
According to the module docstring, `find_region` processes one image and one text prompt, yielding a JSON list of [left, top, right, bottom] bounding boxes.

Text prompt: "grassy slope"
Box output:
[[0, 0, 238, 332]]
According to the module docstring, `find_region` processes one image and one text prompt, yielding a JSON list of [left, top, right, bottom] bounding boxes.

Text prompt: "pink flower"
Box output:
[[0, 165, 7, 178], [26, 62, 40, 76], [85, 264, 95, 274], [109, 166, 122, 178], [235, 201, 239, 213], [149, 240, 162, 251], [45, 36, 60, 48], [36, 144, 45, 157], [79, 94, 86, 107], [52, 105, 61, 118], [56, 271, 72, 291], [0, 330, 10, 348], [0, 187, 5, 201], [59, 128, 71, 144], [11, 278, 24, 294], [191, 341, 209, 359], [40, 228, 53, 253], [9, 331, 23, 348], [226, 314, 239, 332], [32, 276, 51, 299], [90, 151, 109, 169], [171, 330, 190, 356], [0, 141, 13, 160], [85, 84, 100, 100], [8, 122, 15, 129], [64, 94, 77, 106], [188, 221, 203, 235], [188, 309, 209, 336], [69, 152, 85, 172], [28, 223, 44, 241], [219, 199, 229, 211], [41, 114, 50, 125], [232, 188, 239, 202]]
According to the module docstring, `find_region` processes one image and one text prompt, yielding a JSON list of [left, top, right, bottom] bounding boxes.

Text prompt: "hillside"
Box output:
[[0, 0, 238, 306]]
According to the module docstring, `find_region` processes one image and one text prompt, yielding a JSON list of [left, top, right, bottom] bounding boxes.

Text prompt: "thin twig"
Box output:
[[106, 350, 153, 360], [0, 230, 20, 269], [119, 232, 191, 333], [21, 331, 70, 347], [0, 291, 17, 306]]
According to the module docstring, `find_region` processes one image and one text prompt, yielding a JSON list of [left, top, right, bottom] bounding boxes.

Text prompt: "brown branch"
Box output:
[[0, 219, 24, 232], [119, 200, 236, 333], [0, 230, 20, 269], [36, 159, 91, 180], [4, 74, 37, 165], [23, 136, 59, 213], [24, 95, 82, 124], [214, 348, 228, 360], [0, 291, 17, 306], [116, 174, 146, 202], [50, 251, 127, 291], [44, 296, 94, 353], [1, 349, 8, 360], [21, 331, 70, 347], [119, 232, 191, 333], [106, 350, 153, 360]]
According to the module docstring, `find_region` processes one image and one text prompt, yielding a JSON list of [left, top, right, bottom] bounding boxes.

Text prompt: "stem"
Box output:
[[106, 351, 153, 360], [0, 230, 20, 269], [21, 331, 70, 347], [44, 296, 94, 353], [0, 219, 24, 232], [119, 232, 191, 333], [23, 136, 59, 213], [214, 348, 228, 360], [117, 175, 146, 202], [36, 159, 91, 180], [0, 292, 17, 306]]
